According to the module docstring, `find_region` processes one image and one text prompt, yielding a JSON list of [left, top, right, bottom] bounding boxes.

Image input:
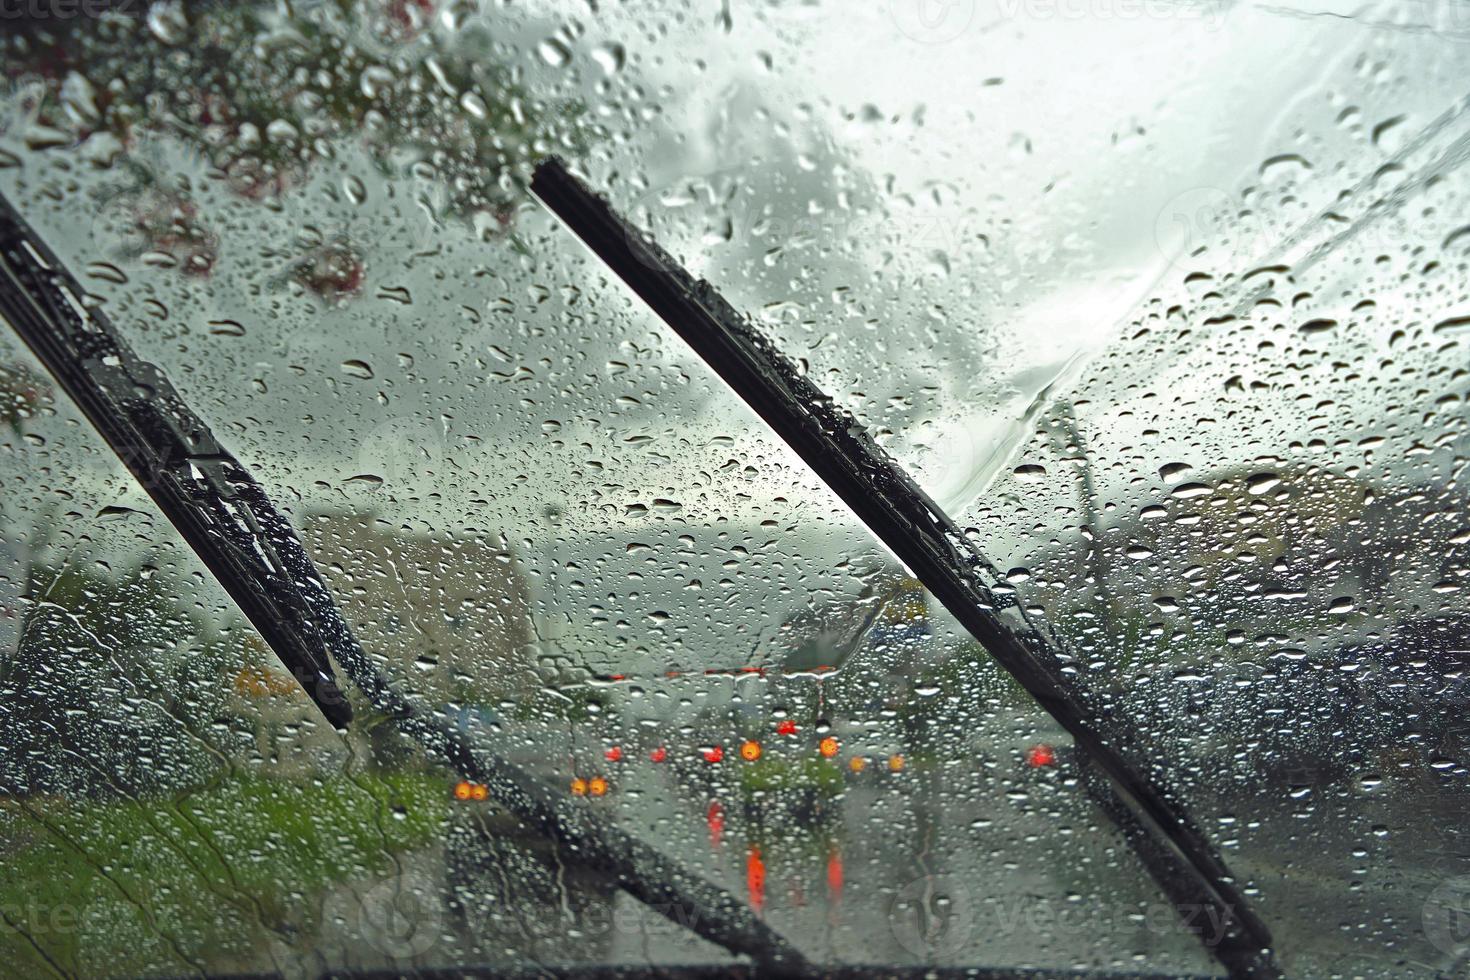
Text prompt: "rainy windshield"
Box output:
[[1, 1, 1468, 977]]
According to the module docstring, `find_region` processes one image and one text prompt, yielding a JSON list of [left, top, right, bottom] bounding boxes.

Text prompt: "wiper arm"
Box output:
[[0, 191, 811, 975], [531, 156, 1281, 980], [0, 196, 353, 727]]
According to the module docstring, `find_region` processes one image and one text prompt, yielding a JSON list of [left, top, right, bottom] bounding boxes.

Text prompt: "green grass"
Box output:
[[0, 768, 447, 978]]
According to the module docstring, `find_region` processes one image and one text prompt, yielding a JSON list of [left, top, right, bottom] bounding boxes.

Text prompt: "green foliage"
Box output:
[[6, 1, 588, 224], [0, 769, 446, 978], [737, 756, 844, 797], [0, 556, 237, 797]]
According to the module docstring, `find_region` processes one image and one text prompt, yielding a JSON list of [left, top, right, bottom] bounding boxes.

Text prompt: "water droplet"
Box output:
[[459, 91, 488, 120], [538, 38, 572, 67], [591, 43, 626, 75], [1159, 462, 1193, 485], [1246, 473, 1281, 495], [147, 0, 188, 44], [1259, 153, 1312, 182], [341, 360, 374, 379], [1298, 318, 1338, 335]]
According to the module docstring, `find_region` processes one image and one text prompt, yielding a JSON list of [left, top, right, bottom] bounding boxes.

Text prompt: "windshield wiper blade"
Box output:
[[531, 156, 1281, 980], [0, 194, 354, 728], [0, 191, 811, 975]]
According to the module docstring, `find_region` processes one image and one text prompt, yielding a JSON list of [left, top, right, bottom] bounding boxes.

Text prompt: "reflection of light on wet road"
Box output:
[[826, 847, 844, 904], [746, 844, 766, 915], [706, 799, 724, 850]]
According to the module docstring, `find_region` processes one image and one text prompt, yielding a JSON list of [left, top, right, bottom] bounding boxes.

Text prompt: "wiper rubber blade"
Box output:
[[531, 155, 1281, 980], [0, 192, 354, 728]]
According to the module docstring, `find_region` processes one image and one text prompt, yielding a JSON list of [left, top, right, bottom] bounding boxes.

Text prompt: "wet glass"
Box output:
[[1, 0, 1467, 976]]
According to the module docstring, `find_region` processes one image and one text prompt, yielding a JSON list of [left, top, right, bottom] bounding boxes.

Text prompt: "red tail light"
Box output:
[[776, 719, 798, 736], [1026, 743, 1057, 768], [703, 745, 724, 763], [649, 746, 667, 763], [605, 745, 623, 762]]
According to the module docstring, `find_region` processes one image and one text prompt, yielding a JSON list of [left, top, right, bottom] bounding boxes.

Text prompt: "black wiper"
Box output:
[[0, 196, 353, 727], [0, 191, 811, 975], [531, 156, 1281, 980]]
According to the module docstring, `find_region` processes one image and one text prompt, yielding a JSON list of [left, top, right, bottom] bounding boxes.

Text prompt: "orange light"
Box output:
[[740, 740, 762, 761], [848, 756, 867, 773], [605, 745, 623, 763], [570, 777, 588, 796], [1027, 743, 1057, 768], [470, 782, 488, 801], [588, 776, 608, 797], [818, 736, 839, 758], [649, 746, 667, 763], [703, 745, 724, 764], [776, 719, 798, 736], [453, 781, 472, 800], [888, 754, 905, 772]]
